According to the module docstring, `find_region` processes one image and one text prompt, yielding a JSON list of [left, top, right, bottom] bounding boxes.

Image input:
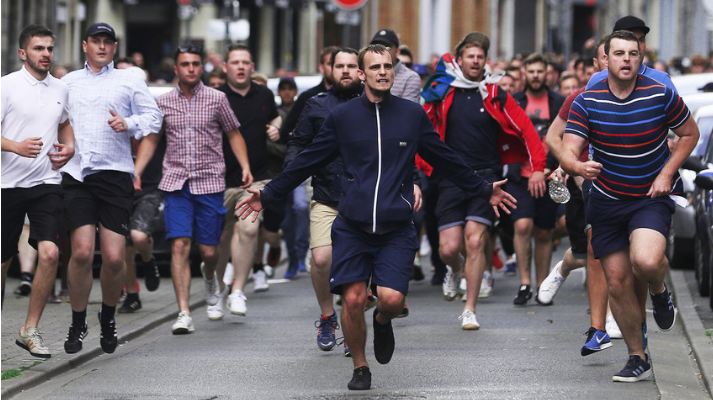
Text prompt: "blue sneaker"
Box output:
[[504, 260, 517, 276], [284, 263, 298, 280], [581, 327, 612, 356], [315, 313, 338, 351], [344, 344, 352, 357], [297, 261, 307, 273]]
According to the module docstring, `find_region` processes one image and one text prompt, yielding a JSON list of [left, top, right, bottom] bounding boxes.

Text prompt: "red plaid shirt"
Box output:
[[157, 82, 241, 194]]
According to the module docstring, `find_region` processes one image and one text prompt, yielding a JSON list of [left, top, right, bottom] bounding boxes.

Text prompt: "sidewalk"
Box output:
[[1, 276, 205, 398]]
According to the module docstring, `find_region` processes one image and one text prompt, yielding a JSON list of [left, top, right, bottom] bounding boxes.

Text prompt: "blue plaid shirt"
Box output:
[[61, 62, 163, 181]]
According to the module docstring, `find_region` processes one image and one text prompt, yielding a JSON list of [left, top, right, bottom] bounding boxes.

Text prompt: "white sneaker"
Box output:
[[419, 234, 431, 257], [171, 312, 195, 334], [200, 262, 219, 306], [443, 266, 458, 301], [459, 309, 480, 330], [228, 291, 247, 316], [263, 265, 275, 279], [537, 260, 566, 305], [207, 292, 224, 321], [606, 312, 623, 339], [479, 271, 493, 299], [253, 270, 269, 293], [459, 277, 467, 302]]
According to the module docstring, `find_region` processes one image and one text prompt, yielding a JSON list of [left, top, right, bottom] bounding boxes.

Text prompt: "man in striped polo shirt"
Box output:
[[561, 30, 700, 382]]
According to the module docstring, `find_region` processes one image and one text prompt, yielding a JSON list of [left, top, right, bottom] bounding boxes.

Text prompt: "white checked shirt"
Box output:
[[61, 62, 163, 181]]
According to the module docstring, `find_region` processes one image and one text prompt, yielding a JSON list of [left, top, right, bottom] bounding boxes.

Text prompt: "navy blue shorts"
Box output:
[[329, 216, 418, 295], [436, 176, 496, 230], [163, 184, 226, 246], [504, 180, 558, 230], [587, 192, 674, 259]]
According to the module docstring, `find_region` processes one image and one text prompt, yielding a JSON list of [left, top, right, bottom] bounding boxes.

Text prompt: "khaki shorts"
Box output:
[[223, 179, 270, 229], [309, 200, 338, 249]]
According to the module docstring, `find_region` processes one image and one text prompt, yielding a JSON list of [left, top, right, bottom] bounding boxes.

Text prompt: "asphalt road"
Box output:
[[12, 245, 709, 400]]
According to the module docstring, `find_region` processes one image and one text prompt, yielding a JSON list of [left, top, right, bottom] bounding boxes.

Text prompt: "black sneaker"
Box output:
[[98, 312, 118, 353], [118, 296, 142, 314], [139, 256, 160, 292], [347, 366, 371, 390], [612, 355, 652, 382], [14, 273, 33, 296], [650, 286, 676, 331], [64, 323, 88, 354], [513, 284, 532, 306], [372, 309, 395, 365]]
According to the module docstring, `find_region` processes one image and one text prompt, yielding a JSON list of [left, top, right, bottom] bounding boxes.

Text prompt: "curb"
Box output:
[[669, 270, 713, 398], [2, 298, 206, 399]]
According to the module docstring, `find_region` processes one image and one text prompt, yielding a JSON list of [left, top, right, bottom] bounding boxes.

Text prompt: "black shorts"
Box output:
[[130, 189, 164, 236], [436, 175, 496, 230], [588, 192, 675, 259], [62, 171, 133, 236], [505, 180, 559, 230], [1, 184, 63, 262], [564, 178, 587, 259]]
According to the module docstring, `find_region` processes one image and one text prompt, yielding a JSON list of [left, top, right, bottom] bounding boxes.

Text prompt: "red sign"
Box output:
[[332, 0, 368, 11]]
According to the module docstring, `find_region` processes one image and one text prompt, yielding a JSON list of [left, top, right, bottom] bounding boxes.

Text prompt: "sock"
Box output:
[[100, 303, 115, 325], [126, 292, 140, 302], [72, 309, 87, 328], [20, 272, 34, 283], [252, 263, 264, 273]]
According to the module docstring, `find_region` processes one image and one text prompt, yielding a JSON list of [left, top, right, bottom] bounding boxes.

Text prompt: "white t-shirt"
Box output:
[[1, 66, 69, 188]]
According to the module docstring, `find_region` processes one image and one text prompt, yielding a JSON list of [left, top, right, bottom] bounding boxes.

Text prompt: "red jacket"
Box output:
[[418, 84, 546, 178]]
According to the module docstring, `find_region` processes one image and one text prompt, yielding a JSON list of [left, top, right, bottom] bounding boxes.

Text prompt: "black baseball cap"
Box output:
[[371, 29, 399, 47], [613, 16, 650, 35], [278, 77, 297, 90], [85, 22, 116, 41]]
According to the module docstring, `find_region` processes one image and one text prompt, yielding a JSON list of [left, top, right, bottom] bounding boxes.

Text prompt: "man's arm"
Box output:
[[227, 129, 253, 188], [1, 136, 43, 157], [123, 78, 163, 138], [48, 120, 75, 170], [402, 73, 422, 104], [134, 132, 161, 191], [266, 115, 282, 142], [648, 117, 700, 197], [544, 115, 567, 163]]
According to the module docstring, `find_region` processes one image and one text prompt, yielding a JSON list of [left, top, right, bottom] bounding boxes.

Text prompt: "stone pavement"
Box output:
[[1, 276, 205, 397]]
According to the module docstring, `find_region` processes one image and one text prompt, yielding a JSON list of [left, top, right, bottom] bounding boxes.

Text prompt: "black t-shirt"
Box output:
[[445, 88, 501, 170], [219, 83, 279, 186]]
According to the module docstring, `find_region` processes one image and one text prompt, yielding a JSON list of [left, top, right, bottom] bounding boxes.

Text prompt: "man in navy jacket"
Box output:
[[236, 44, 516, 391]]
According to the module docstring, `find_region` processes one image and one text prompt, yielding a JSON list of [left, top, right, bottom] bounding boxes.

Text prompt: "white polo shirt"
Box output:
[[1, 66, 69, 188]]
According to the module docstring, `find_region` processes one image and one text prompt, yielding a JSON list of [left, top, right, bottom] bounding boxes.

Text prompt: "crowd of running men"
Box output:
[[1, 14, 699, 391]]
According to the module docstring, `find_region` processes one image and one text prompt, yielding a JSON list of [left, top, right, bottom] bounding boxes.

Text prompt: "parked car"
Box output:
[[666, 80, 713, 269], [692, 123, 713, 308]]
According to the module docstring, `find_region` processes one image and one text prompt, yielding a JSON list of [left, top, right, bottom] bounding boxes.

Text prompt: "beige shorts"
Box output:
[[223, 179, 270, 229], [309, 200, 338, 249]]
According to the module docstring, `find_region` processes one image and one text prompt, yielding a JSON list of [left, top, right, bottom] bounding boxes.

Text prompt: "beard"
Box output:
[[26, 57, 50, 75], [526, 80, 545, 93], [334, 78, 362, 97]]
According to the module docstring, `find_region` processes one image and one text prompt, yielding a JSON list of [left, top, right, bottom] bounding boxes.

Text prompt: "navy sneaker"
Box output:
[[581, 327, 612, 356], [612, 355, 652, 382], [504, 258, 517, 276], [284, 263, 298, 280], [315, 313, 338, 351], [343, 343, 352, 357], [650, 286, 676, 331]]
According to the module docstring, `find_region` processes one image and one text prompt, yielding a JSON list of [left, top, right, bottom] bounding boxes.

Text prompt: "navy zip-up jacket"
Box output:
[[262, 93, 493, 233], [285, 87, 361, 207]]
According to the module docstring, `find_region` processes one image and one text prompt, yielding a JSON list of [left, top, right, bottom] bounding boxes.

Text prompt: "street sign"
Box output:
[[332, 0, 368, 11]]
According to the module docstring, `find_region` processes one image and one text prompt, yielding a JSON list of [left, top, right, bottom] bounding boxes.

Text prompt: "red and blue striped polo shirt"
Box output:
[[565, 74, 690, 200]]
